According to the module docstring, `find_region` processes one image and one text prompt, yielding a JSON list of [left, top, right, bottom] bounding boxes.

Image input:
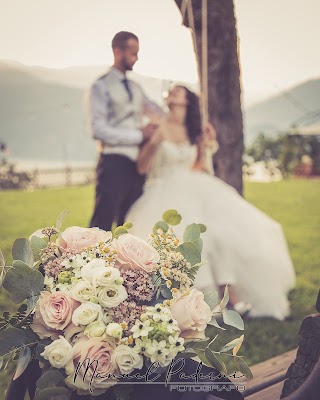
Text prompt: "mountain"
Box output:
[[1, 60, 319, 164], [244, 79, 320, 144]]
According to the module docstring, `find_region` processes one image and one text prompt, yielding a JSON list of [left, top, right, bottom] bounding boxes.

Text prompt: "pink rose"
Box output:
[[65, 336, 118, 396], [58, 226, 112, 251], [170, 289, 212, 340], [31, 291, 80, 340], [113, 234, 160, 273]]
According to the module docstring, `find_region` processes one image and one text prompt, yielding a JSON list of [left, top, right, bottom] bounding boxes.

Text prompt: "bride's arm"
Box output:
[[137, 128, 164, 175], [193, 122, 217, 172]]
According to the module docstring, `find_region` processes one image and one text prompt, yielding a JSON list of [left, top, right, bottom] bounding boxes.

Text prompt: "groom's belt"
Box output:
[[100, 145, 139, 162]]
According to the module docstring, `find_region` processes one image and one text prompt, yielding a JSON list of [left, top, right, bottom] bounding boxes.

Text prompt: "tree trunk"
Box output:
[[174, 0, 244, 195]]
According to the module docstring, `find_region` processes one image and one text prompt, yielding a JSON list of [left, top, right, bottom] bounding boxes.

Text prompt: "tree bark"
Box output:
[[174, 0, 244, 195]]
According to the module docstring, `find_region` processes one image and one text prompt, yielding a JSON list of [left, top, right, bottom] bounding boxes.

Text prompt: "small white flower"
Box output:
[[44, 276, 55, 291], [84, 320, 106, 338], [162, 316, 180, 334], [72, 302, 103, 326], [111, 345, 143, 374], [131, 320, 153, 339], [150, 340, 170, 366], [81, 258, 106, 282], [41, 336, 73, 368], [168, 335, 185, 355], [106, 322, 123, 338], [98, 284, 128, 308]]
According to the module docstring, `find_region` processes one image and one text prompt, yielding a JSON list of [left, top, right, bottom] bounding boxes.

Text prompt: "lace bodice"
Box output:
[[148, 140, 197, 180]]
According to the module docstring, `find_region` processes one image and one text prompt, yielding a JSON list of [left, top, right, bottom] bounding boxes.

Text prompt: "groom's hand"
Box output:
[[141, 123, 159, 141]]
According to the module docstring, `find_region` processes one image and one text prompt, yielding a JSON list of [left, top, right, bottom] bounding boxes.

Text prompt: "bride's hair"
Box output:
[[179, 86, 202, 144]]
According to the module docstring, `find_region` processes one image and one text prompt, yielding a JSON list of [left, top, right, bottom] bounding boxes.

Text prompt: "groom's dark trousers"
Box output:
[[90, 153, 145, 231]]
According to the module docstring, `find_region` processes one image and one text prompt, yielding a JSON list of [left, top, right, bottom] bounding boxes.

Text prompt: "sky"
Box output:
[[0, 0, 320, 105]]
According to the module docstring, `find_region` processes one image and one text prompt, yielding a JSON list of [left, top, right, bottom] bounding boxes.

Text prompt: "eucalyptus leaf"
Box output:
[[30, 236, 47, 263], [38, 387, 69, 400], [177, 351, 197, 359], [162, 210, 182, 226], [198, 224, 207, 233], [183, 223, 201, 242], [160, 285, 172, 299], [207, 317, 226, 330], [0, 327, 36, 357], [3, 260, 44, 304], [13, 346, 32, 380], [235, 357, 253, 379], [56, 209, 69, 230], [0, 357, 3, 369], [219, 335, 244, 354], [193, 238, 203, 252], [12, 238, 34, 267], [36, 369, 66, 390], [176, 242, 201, 266], [220, 285, 229, 310], [204, 291, 219, 310], [204, 348, 227, 375], [153, 221, 169, 234], [222, 310, 244, 331]]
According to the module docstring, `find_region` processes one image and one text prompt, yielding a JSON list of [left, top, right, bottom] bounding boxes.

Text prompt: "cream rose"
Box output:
[[72, 302, 103, 326], [58, 226, 111, 251], [81, 259, 106, 283], [170, 289, 212, 340], [111, 345, 143, 374], [106, 323, 123, 338], [92, 266, 121, 287], [31, 291, 80, 340], [70, 280, 96, 303], [97, 284, 128, 308], [41, 336, 73, 368], [65, 336, 117, 396], [113, 234, 160, 273], [84, 321, 106, 338]]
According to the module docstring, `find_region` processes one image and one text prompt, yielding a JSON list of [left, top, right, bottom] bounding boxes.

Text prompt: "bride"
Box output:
[[126, 85, 296, 320]]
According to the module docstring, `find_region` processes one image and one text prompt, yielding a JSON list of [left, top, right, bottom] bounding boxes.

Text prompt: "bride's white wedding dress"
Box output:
[[127, 140, 296, 320]]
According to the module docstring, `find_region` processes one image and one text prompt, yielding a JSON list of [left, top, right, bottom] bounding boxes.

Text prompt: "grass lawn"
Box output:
[[0, 179, 319, 397]]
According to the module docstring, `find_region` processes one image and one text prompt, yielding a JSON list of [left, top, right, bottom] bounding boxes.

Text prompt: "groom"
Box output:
[[89, 31, 163, 231]]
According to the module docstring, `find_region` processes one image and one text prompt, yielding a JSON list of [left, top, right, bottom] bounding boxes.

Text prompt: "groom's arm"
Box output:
[[89, 81, 144, 146]]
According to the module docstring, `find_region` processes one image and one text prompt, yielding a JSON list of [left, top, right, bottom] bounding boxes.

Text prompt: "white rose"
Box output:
[[70, 280, 96, 303], [81, 259, 106, 283], [41, 336, 73, 368], [72, 302, 103, 326], [111, 345, 143, 374], [84, 321, 106, 338], [93, 266, 121, 288], [106, 323, 123, 338], [98, 285, 128, 308]]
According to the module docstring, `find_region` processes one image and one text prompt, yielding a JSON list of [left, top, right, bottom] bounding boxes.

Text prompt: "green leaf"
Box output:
[[193, 238, 203, 252], [198, 224, 207, 233], [38, 387, 69, 400], [162, 210, 182, 226], [219, 335, 244, 353], [123, 221, 133, 230], [3, 260, 44, 304], [153, 221, 169, 234], [30, 236, 47, 262], [160, 285, 172, 299], [35, 339, 52, 363], [114, 227, 128, 238], [204, 348, 227, 374], [220, 285, 229, 310], [176, 242, 201, 266], [222, 310, 244, 330], [56, 209, 69, 230], [235, 357, 253, 379], [177, 351, 197, 359], [36, 369, 66, 390], [13, 347, 32, 380], [183, 223, 201, 242], [0, 327, 37, 357], [204, 291, 219, 310], [207, 317, 226, 330], [12, 239, 34, 267]]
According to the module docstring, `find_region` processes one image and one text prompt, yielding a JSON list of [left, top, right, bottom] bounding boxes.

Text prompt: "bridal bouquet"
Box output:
[[0, 210, 251, 399]]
